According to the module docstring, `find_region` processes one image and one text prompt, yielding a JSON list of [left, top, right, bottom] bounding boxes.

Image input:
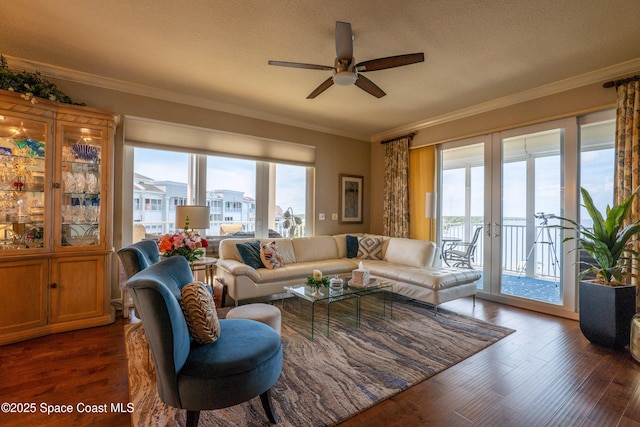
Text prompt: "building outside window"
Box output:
[[132, 148, 309, 238]]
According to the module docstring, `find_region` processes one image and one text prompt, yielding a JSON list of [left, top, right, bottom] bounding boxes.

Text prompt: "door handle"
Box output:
[[493, 222, 501, 238], [486, 223, 491, 237]]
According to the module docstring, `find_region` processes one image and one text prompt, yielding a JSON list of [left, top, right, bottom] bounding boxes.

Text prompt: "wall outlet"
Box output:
[[319, 213, 325, 220], [332, 213, 338, 221]]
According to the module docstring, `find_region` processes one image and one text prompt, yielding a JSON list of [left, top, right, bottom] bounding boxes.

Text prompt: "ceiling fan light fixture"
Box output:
[[333, 70, 357, 86]]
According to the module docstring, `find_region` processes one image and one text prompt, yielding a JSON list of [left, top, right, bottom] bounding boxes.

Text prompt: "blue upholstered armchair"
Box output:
[[117, 239, 161, 279], [118, 240, 162, 319], [126, 256, 282, 426]]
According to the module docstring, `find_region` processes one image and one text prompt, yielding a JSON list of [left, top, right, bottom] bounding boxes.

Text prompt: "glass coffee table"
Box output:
[[283, 278, 393, 341]]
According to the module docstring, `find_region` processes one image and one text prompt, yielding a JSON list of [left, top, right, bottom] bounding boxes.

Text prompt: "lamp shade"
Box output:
[[176, 205, 210, 230], [425, 192, 437, 219]]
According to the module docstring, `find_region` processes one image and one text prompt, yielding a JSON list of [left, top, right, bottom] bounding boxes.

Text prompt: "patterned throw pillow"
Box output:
[[236, 240, 265, 269], [260, 241, 284, 269], [357, 236, 383, 260], [180, 281, 221, 345]]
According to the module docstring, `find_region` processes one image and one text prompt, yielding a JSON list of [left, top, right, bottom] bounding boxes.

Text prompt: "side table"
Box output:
[[189, 256, 217, 285], [189, 257, 227, 308]]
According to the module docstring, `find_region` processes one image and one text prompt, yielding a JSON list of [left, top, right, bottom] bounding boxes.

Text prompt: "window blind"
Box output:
[[124, 116, 316, 166]]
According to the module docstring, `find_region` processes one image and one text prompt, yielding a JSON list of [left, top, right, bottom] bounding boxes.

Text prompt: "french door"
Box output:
[[440, 118, 579, 316]]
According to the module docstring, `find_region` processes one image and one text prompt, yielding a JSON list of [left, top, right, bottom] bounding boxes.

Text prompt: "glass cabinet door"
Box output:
[[58, 125, 103, 248], [0, 116, 48, 251]]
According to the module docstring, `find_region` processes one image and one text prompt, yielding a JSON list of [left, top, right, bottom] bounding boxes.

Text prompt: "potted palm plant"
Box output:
[[557, 187, 640, 349]]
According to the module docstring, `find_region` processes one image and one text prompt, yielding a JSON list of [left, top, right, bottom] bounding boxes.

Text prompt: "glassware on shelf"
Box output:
[[70, 137, 101, 164], [85, 171, 98, 193], [73, 171, 86, 192], [86, 205, 99, 223], [63, 171, 75, 192]]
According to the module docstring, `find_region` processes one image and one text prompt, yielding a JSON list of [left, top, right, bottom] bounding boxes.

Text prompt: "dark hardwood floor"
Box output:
[[1, 297, 640, 426], [0, 317, 131, 427], [339, 298, 640, 427]]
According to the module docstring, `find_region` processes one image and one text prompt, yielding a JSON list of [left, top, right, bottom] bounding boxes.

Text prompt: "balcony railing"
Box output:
[[134, 220, 302, 239], [443, 221, 562, 279]]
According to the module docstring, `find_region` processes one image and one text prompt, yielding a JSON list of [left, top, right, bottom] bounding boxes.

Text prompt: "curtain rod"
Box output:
[[380, 132, 416, 144], [602, 74, 640, 89]]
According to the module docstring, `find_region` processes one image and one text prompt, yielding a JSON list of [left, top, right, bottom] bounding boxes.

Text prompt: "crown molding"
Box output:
[[6, 55, 640, 143], [3, 55, 370, 141], [371, 58, 640, 142]]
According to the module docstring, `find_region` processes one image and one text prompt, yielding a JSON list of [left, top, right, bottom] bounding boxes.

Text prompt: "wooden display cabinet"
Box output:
[[0, 89, 116, 345]]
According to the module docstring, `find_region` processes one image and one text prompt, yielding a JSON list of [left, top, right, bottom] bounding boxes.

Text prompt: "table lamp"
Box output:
[[176, 205, 210, 233]]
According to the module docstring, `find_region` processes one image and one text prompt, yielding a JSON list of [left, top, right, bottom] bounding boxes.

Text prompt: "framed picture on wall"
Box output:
[[339, 174, 363, 224]]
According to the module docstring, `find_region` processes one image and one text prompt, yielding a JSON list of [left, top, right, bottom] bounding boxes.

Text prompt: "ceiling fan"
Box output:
[[268, 21, 424, 99]]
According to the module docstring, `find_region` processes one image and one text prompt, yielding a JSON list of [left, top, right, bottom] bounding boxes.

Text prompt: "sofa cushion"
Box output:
[[272, 238, 296, 264], [333, 233, 363, 258], [260, 241, 284, 269], [385, 238, 436, 268], [292, 236, 339, 263], [236, 240, 265, 269], [357, 236, 383, 260], [180, 281, 221, 345]]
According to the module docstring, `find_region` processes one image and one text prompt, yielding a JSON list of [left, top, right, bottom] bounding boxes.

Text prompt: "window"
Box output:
[[275, 164, 307, 237], [144, 199, 162, 210], [132, 147, 310, 238], [579, 112, 615, 227], [207, 156, 256, 235], [133, 148, 189, 234]]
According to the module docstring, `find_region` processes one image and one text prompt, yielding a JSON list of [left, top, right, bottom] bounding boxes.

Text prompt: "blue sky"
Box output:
[[442, 149, 615, 225]]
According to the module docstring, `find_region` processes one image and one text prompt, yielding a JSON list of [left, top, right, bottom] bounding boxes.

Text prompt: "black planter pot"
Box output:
[[579, 280, 636, 349]]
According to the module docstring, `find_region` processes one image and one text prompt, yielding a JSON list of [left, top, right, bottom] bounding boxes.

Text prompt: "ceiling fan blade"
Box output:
[[307, 77, 334, 99], [335, 21, 353, 62], [356, 52, 425, 72], [268, 60, 334, 71], [355, 75, 386, 98]]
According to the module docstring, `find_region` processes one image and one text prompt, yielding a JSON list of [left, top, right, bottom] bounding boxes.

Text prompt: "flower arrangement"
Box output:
[[305, 269, 330, 290], [158, 218, 209, 263]]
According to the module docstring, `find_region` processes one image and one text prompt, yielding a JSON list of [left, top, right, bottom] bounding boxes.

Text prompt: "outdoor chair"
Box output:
[[443, 226, 483, 269]]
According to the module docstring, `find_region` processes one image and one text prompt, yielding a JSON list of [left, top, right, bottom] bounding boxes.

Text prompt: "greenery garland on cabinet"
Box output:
[[0, 55, 84, 105]]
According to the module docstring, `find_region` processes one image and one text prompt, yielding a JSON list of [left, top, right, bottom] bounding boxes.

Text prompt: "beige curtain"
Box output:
[[383, 134, 413, 237], [613, 79, 640, 294]]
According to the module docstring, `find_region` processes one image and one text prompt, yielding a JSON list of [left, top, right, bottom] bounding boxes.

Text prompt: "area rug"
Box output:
[[125, 295, 514, 426]]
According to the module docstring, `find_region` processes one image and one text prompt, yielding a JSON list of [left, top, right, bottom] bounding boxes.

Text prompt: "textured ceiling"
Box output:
[[1, 0, 639, 141]]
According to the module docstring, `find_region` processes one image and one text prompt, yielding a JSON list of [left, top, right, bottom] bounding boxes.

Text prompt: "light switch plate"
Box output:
[[332, 213, 338, 220], [319, 213, 325, 220]]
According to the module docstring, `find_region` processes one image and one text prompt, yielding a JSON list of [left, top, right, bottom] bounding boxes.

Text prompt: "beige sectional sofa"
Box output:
[[216, 234, 481, 311]]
